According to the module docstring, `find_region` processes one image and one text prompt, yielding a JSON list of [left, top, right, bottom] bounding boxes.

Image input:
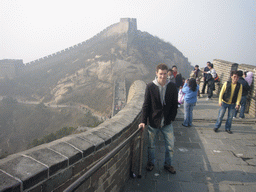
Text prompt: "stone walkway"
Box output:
[[122, 95, 256, 192]]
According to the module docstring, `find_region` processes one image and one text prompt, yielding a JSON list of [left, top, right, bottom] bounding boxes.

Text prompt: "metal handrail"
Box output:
[[64, 127, 143, 192]]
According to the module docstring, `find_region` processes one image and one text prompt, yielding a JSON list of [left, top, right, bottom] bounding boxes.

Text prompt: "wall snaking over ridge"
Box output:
[[0, 80, 146, 192]]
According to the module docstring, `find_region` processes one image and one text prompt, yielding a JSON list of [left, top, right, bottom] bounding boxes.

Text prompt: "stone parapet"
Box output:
[[212, 59, 256, 117], [0, 80, 146, 192], [213, 59, 238, 84], [238, 64, 256, 117]]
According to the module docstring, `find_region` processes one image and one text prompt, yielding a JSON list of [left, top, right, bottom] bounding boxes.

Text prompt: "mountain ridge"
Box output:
[[1, 18, 193, 117]]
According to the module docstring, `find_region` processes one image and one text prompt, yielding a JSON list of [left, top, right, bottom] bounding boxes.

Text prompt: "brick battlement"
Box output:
[[25, 18, 137, 67]]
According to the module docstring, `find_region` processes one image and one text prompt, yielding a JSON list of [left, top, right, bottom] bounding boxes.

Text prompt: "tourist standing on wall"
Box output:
[[190, 65, 203, 97], [167, 69, 176, 84], [139, 63, 178, 174], [214, 71, 242, 134], [204, 63, 216, 100], [201, 62, 211, 94], [172, 65, 183, 90], [233, 70, 250, 119], [245, 71, 254, 86], [181, 78, 199, 127]]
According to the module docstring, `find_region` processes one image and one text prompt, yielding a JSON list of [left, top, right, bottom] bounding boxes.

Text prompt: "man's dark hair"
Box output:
[[189, 78, 197, 92], [209, 63, 213, 68], [168, 69, 173, 72], [156, 63, 168, 72], [195, 65, 199, 68], [172, 65, 177, 69], [231, 70, 239, 76], [207, 61, 211, 65], [237, 70, 243, 77]]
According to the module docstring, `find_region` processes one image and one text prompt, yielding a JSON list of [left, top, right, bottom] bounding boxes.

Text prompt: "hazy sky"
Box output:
[[1, 0, 255, 67]]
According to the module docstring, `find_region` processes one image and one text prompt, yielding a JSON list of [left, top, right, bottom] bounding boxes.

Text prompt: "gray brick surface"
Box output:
[[123, 97, 256, 192], [0, 155, 48, 190]]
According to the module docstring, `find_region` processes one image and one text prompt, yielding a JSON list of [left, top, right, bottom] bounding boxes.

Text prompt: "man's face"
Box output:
[[156, 69, 168, 85], [172, 67, 177, 72], [231, 74, 239, 84], [167, 71, 172, 76], [195, 66, 199, 70]]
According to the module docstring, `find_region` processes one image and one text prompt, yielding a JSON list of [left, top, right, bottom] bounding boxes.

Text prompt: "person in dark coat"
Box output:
[[233, 70, 250, 119], [201, 61, 211, 94], [139, 63, 178, 174], [172, 65, 183, 90]]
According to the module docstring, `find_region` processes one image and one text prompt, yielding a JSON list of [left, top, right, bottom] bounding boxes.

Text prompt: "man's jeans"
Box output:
[[183, 101, 196, 126], [207, 79, 214, 99], [215, 102, 236, 131], [201, 80, 208, 94], [234, 95, 247, 118], [147, 124, 174, 166]]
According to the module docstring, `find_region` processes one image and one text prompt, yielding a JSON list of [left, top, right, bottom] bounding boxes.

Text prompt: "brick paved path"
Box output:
[[122, 96, 256, 192]]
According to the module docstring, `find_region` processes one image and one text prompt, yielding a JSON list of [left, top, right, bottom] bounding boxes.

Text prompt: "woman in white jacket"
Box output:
[[204, 63, 216, 100]]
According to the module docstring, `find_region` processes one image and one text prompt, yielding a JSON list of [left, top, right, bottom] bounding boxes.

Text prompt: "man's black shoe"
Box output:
[[182, 124, 188, 127], [226, 130, 233, 134], [164, 165, 176, 174], [214, 128, 218, 132], [146, 162, 154, 171]]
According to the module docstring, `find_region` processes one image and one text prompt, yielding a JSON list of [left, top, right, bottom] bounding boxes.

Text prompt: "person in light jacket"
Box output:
[[214, 71, 242, 134], [181, 78, 199, 127]]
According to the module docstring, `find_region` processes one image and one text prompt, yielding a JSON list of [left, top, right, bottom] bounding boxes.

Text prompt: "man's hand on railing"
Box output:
[[138, 123, 145, 132]]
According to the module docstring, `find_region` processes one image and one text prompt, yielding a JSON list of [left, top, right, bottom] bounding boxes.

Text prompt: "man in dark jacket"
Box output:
[[233, 70, 250, 119], [172, 65, 183, 90], [139, 63, 178, 174], [201, 61, 211, 94]]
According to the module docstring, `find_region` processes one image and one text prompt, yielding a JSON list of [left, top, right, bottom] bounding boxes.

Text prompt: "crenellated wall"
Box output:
[[0, 80, 146, 192], [25, 18, 137, 68]]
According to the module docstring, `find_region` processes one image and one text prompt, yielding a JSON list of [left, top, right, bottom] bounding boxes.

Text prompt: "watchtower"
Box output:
[[120, 18, 137, 33]]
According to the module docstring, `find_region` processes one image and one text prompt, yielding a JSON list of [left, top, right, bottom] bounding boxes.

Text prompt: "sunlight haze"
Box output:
[[1, 0, 255, 67]]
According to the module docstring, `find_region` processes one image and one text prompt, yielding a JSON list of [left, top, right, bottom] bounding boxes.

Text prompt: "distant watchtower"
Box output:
[[0, 59, 24, 79], [120, 18, 137, 34]]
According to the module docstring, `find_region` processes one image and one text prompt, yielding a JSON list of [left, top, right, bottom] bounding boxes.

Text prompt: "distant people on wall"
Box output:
[[201, 62, 211, 94], [139, 63, 178, 174], [181, 78, 199, 127], [233, 70, 250, 119], [243, 71, 247, 79], [167, 69, 176, 84], [203, 63, 216, 100], [190, 65, 203, 97], [182, 78, 185, 87], [214, 71, 242, 134], [172, 65, 183, 90], [172, 65, 183, 107], [245, 71, 253, 86]]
